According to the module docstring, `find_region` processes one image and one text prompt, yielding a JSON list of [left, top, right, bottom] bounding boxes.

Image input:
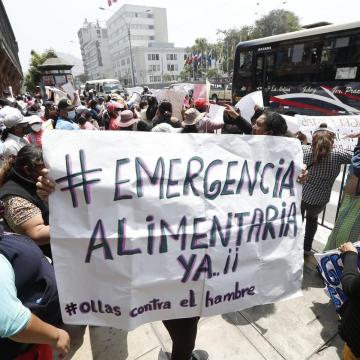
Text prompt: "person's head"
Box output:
[[57, 98, 75, 121], [147, 96, 158, 108], [182, 108, 205, 131], [28, 115, 43, 133], [3, 108, 29, 137], [107, 102, 124, 118], [139, 100, 148, 110], [252, 111, 288, 136], [89, 99, 98, 109], [0, 145, 44, 186], [157, 100, 172, 123], [26, 103, 41, 116], [14, 145, 44, 182], [119, 110, 138, 131], [194, 98, 208, 113], [311, 123, 335, 164], [44, 101, 57, 120]]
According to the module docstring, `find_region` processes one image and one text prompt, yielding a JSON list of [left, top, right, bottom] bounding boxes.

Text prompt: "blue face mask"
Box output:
[[67, 110, 76, 121]]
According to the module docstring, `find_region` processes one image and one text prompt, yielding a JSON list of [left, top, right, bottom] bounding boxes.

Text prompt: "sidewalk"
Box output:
[[66, 227, 343, 360]]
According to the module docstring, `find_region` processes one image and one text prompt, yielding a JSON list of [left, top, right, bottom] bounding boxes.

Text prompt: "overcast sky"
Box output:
[[3, 0, 360, 72]]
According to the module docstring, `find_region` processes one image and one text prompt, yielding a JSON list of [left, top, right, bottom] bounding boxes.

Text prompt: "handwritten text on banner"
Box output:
[[43, 131, 304, 330]]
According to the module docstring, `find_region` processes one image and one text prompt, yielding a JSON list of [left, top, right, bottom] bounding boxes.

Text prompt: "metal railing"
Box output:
[[318, 165, 348, 231]]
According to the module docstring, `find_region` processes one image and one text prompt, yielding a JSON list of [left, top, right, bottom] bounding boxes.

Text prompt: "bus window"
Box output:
[[320, 36, 352, 81], [238, 50, 253, 78]]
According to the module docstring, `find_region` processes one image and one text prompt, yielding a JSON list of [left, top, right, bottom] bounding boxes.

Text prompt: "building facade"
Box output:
[[78, 20, 113, 80], [0, 0, 23, 95], [106, 4, 186, 86]]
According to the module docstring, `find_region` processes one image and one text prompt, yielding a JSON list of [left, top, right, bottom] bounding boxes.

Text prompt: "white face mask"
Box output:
[[31, 123, 42, 132]]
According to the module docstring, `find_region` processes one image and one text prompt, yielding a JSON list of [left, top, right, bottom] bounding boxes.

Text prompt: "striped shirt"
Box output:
[[302, 145, 353, 205]]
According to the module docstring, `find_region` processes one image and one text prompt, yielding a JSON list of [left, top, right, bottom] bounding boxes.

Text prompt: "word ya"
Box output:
[[114, 157, 296, 201], [85, 201, 297, 263]]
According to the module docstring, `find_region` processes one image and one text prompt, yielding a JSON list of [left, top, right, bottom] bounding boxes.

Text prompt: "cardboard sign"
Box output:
[[43, 131, 304, 330], [297, 115, 360, 150]]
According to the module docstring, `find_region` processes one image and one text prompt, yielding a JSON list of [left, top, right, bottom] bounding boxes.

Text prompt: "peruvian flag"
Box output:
[[108, 0, 117, 6]]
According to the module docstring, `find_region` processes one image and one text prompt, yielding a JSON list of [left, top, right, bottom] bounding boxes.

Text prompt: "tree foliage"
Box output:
[[24, 49, 58, 93], [184, 8, 301, 81], [252, 9, 301, 38]]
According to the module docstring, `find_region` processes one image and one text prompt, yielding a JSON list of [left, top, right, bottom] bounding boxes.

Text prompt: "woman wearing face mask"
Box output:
[[54, 98, 79, 130], [26, 115, 44, 146]]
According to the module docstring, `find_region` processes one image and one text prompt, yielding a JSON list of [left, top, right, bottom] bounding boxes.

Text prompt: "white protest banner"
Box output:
[[61, 82, 81, 106], [208, 104, 225, 127], [155, 89, 186, 121], [235, 91, 263, 122], [43, 131, 304, 330], [296, 115, 360, 150], [315, 243, 360, 311], [45, 86, 67, 104]]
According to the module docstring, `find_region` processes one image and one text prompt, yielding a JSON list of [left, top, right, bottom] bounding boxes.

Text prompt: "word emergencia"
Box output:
[[43, 131, 304, 331]]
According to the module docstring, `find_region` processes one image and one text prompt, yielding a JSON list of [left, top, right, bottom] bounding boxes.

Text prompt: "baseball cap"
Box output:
[[107, 102, 124, 113], [28, 115, 43, 125], [4, 108, 28, 129], [57, 98, 74, 111]]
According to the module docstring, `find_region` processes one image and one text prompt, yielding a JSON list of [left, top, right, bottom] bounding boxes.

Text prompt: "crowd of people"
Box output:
[[0, 86, 359, 360]]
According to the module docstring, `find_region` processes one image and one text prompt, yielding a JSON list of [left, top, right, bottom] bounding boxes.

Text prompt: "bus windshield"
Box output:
[[104, 82, 122, 92]]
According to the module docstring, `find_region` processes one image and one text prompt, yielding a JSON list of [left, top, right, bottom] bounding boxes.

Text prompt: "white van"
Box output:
[[84, 79, 124, 96]]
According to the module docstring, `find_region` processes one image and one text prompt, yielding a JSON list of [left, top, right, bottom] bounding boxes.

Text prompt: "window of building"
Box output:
[[148, 54, 160, 61], [166, 54, 178, 61]]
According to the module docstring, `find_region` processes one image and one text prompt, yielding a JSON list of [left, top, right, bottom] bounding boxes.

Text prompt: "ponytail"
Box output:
[[1, 128, 9, 142], [312, 131, 334, 165], [0, 157, 15, 187]]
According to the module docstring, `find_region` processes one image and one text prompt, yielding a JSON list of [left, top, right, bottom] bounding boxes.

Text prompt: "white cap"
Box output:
[[151, 123, 182, 133], [4, 108, 28, 129], [0, 106, 13, 121], [28, 115, 42, 125]]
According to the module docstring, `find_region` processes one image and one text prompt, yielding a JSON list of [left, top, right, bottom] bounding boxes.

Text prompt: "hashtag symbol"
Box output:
[[55, 150, 102, 208], [65, 302, 78, 316]]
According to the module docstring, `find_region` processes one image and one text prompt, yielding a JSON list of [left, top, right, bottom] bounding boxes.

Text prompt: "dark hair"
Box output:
[[137, 120, 152, 132], [158, 101, 172, 123], [181, 125, 198, 134], [140, 100, 148, 109], [146, 96, 158, 121], [264, 111, 288, 136], [14, 145, 43, 172], [0, 145, 43, 186]]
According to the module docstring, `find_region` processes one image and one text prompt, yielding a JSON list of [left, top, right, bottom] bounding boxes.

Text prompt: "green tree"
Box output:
[[206, 68, 220, 80], [163, 73, 172, 82], [25, 49, 58, 93], [253, 9, 301, 38], [180, 65, 193, 82], [216, 26, 255, 75]]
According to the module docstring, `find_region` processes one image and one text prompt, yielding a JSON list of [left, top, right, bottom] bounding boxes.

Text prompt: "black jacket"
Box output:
[[339, 251, 360, 356]]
